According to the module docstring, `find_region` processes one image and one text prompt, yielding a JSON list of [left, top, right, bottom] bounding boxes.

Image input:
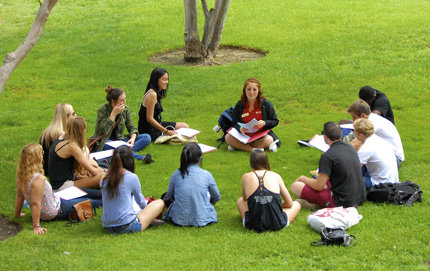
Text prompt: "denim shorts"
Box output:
[[104, 217, 142, 234]]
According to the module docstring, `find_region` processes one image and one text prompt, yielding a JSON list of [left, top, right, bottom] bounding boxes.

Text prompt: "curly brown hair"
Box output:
[[16, 143, 44, 193]]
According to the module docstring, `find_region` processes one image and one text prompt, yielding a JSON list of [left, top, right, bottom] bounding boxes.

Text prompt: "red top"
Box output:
[[241, 102, 263, 134]]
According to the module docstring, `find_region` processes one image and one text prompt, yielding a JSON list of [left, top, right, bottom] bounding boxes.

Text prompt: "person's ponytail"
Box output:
[[179, 143, 202, 178]]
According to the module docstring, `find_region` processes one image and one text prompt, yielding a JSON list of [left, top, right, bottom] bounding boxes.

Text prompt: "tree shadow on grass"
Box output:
[[0, 214, 22, 241]]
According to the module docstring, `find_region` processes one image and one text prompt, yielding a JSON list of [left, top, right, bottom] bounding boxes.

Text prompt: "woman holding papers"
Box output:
[[225, 78, 281, 152], [162, 143, 221, 227], [92, 86, 152, 162], [237, 150, 301, 232], [39, 103, 76, 177], [101, 146, 165, 234], [48, 117, 105, 191], [138, 68, 189, 141], [14, 143, 102, 235]]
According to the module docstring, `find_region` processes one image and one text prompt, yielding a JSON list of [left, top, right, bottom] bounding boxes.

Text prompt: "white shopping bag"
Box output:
[[307, 207, 363, 233]]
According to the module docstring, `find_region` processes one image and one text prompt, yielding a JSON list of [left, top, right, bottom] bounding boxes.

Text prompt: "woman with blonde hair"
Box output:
[[39, 103, 76, 175], [48, 116, 104, 191], [14, 143, 102, 235]]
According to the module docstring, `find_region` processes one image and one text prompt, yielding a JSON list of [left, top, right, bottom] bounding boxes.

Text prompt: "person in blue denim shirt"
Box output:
[[101, 146, 164, 234], [162, 143, 221, 227]]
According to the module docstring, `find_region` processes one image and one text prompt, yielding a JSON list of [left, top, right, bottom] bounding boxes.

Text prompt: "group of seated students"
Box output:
[[14, 69, 403, 234]]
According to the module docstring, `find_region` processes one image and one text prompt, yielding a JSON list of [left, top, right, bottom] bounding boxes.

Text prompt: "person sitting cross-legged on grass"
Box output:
[[225, 78, 281, 152], [291, 122, 366, 209], [93, 86, 152, 162], [162, 143, 221, 227], [14, 143, 102, 235], [138, 68, 189, 141], [101, 146, 165, 234], [353, 118, 399, 190], [237, 149, 300, 232]]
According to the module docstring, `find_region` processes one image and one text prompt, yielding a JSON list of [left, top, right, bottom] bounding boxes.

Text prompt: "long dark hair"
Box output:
[[179, 143, 202, 178], [145, 68, 168, 102], [250, 149, 270, 171], [105, 146, 135, 198]]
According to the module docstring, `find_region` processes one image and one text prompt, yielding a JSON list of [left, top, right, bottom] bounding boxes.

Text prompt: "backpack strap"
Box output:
[[405, 190, 422, 207]]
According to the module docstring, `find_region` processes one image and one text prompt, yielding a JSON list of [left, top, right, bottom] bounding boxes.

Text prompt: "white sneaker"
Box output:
[[228, 145, 235, 151], [269, 140, 279, 152]]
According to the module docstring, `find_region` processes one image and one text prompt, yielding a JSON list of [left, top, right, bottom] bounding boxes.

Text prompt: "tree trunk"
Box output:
[[184, 0, 203, 62], [0, 0, 58, 95], [200, 0, 230, 63]]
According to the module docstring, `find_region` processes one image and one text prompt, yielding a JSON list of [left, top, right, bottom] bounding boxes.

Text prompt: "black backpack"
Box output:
[[216, 106, 235, 147], [366, 181, 422, 206], [311, 228, 357, 246]]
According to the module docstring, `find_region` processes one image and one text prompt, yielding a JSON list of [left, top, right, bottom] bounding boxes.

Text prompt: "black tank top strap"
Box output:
[[253, 170, 267, 194], [55, 140, 71, 153]]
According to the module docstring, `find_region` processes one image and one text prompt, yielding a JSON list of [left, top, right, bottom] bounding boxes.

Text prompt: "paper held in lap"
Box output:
[[227, 127, 271, 144], [105, 140, 132, 148], [54, 186, 88, 200], [89, 149, 114, 160], [238, 118, 259, 133], [175, 128, 200, 138], [308, 134, 330, 152]]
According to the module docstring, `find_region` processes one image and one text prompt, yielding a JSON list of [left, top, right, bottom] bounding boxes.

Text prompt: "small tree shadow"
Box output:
[[0, 214, 23, 241]]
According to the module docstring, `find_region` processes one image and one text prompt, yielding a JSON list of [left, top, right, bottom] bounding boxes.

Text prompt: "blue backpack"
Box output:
[[216, 106, 234, 147]]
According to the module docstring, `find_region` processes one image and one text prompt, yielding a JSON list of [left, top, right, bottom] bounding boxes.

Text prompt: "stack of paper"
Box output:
[[105, 140, 132, 148], [176, 128, 200, 138], [54, 186, 88, 200]]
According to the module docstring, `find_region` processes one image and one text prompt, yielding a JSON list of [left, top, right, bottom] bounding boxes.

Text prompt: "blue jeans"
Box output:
[[362, 165, 373, 190], [104, 217, 142, 234], [58, 188, 102, 220], [103, 133, 151, 159]]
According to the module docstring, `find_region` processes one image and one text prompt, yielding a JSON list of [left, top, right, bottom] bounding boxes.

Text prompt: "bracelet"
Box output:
[[33, 223, 40, 229]]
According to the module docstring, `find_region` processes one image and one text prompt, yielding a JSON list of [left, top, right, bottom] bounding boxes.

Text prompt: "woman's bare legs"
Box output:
[[283, 201, 301, 224], [137, 199, 165, 231], [236, 198, 249, 219], [175, 122, 189, 129], [225, 134, 253, 151], [250, 135, 274, 149], [74, 171, 105, 189]]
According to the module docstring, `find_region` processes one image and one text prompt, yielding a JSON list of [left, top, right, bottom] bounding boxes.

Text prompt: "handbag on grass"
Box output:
[[66, 200, 96, 226], [154, 126, 198, 145], [311, 228, 357, 247]]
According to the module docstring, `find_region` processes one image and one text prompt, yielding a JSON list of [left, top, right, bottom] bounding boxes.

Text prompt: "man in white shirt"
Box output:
[[353, 118, 399, 189], [348, 99, 404, 166]]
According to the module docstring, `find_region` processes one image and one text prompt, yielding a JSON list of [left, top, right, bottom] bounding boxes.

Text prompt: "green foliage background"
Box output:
[[0, 0, 429, 270]]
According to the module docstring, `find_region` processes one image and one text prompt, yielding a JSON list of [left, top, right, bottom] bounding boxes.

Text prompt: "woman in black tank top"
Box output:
[[237, 150, 301, 232], [138, 68, 189, 141], [48, 117, 105, 191]]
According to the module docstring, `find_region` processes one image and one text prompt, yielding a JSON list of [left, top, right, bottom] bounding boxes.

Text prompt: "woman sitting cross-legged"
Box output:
[[225, 78, 281, 152], [162, 143, 221, 227], [14, 143, 102, 235], [237, 149, 301, 232], [138, 68, 189, 141], [101, 146, 165, 234], [93, 86, 152, 163], [48, 116, 105, 191]]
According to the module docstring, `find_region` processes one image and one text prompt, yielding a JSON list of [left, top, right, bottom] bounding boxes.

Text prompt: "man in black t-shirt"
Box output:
[[359, 86, 395, 125], [291, 122, 366, 208]]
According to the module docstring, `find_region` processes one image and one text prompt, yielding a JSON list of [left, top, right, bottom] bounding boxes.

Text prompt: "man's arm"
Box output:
[[296, 173, 330, 191]]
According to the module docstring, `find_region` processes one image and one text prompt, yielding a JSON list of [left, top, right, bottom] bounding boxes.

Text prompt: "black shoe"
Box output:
[[143, 153, 154, 164]]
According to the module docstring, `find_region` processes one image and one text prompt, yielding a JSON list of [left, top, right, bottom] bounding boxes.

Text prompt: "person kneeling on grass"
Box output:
[[353, 118, 399, 190], [291, 122, 366, 209], [101, 146, 164, 234], [162, 143, 221, 227], [14, 143, 102, 235], [237, 149, 301, 232]]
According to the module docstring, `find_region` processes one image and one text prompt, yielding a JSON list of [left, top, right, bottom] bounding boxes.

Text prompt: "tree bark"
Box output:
[[206, 0, 230, 60], [0, 0, 58, 95], [184, 0, 203, 62]]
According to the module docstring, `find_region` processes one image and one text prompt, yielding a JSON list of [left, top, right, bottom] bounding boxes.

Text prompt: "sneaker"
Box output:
[[269, 140, 279, 152], [295, 199, 320, 209], [150, 219, 165, 226], [143, 153, 154, 164], [228, 145, 234, 151]]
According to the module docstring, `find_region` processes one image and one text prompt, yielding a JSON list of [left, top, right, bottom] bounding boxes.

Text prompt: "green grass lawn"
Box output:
[[1, 0, 429, 270]]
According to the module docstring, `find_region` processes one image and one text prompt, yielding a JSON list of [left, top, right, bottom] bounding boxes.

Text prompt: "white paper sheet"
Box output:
[[309, 134, 330, 152], [227, 127, 250, 144], [340, 123, 354, 130], [198, 143, 217, 153], [105, 140, 132, 148], [54, 186, 88, 200], [89, 149, 114, 160], [238, 118, 259, 133], [176, 128, 200, 138]]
